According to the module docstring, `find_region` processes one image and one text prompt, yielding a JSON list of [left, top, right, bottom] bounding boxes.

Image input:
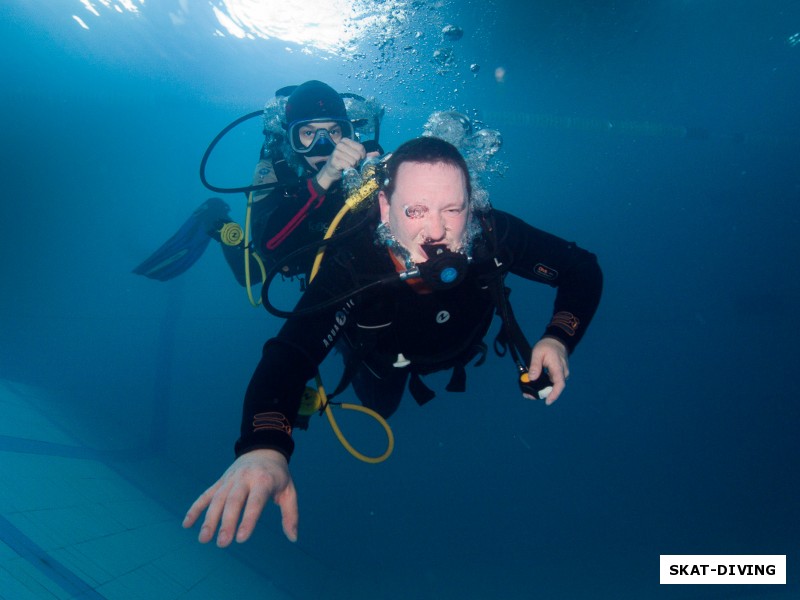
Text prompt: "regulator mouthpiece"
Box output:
[[414, 245, 469, 290]]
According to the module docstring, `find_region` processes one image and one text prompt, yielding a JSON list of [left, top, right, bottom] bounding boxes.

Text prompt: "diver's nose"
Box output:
[[424, 215, 447, 242]]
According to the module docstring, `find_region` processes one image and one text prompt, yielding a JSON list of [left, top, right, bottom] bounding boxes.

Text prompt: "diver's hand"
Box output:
[[315, 138, 367, 190], [182, 448, 299, 545], [527, 337, 569, 405]]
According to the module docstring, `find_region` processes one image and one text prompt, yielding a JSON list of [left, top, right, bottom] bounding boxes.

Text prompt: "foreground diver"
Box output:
[[133, 80, 382, 283], [183, 136, 603, 545]]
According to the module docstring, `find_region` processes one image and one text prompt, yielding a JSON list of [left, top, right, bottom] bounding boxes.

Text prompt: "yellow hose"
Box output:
[[233, 173, 393, 462], [243, 191, 267, 307], [309, 177, 378, 279], [307, 174, 394, 463], [314, 374, 395, 464]]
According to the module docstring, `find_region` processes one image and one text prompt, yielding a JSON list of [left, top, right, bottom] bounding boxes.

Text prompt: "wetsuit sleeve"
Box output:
[[235, 260, 359, 461], [234, 339, 316, 461], [493, 209, 603, 353]]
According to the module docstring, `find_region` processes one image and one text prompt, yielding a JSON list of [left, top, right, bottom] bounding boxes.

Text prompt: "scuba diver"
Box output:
[[182, 136, 604, 546], [132, 80, 384, 284]]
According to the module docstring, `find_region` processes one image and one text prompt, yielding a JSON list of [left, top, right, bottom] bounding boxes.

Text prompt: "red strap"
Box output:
[[265, 179, 324, 251]]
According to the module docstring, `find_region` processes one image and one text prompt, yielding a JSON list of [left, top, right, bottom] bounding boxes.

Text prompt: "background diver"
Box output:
[[182, 136, 603, 546], [132, 79, 384, 284]]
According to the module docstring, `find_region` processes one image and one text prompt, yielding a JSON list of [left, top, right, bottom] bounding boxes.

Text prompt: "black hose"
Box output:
[[261, 211, 399, 319], [199, 110, 283, 195]]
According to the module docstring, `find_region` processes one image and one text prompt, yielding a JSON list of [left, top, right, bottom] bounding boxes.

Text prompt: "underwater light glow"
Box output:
[[212, 0, 406, 55], [80, 0, 143, 15], [79, 0, 100, 17], [72, 15, 90, 29], [70, 0, 409, 56], [74, 0, 144, 28]]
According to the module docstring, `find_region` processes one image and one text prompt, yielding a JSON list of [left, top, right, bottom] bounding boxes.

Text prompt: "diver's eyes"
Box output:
[[299, 128, 315, 139], [403, 205, 465, 219], [329, 126, 343, 139]]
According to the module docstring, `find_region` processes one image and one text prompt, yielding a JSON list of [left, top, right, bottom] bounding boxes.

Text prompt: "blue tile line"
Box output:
[[0, 435, 102, 460], [0, 513, 107, 599], [0, 435, 146, 463], [0, 435, 109, 598]]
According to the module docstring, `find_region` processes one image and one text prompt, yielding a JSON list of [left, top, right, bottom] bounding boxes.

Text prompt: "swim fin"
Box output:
[[132, 197, 231, 281]]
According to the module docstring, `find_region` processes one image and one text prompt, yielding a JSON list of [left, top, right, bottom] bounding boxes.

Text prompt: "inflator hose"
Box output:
[[305, 184, 395, 464]]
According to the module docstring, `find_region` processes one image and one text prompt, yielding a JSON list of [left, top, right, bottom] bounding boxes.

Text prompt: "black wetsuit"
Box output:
[[221, 175, 346, 284], [235, 208, 603, 460], [221, 142, 382, 284]]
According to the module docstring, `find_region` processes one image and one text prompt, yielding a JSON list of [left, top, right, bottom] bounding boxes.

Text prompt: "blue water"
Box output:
[[2, 1, 799, 598]]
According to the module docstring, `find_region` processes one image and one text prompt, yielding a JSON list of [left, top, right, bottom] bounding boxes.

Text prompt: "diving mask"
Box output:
[[288, 118, 355, 155]]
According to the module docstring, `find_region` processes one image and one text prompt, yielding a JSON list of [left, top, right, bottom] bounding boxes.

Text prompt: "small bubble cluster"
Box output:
[[441, 24, 463, 41], [422, 111, 506, 213], [338, 0, 499, 109]]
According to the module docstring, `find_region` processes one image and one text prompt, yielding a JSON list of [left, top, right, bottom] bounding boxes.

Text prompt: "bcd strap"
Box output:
[[493, 327, 509, 357], [487, 277, 533, 367], [327, 352, 361, 401], [445, 364, 466, 393], [272, 156, 297, 184], [409, 372, 436, 405], [328, 299, 394, 402], [411, 341, 488, 404]]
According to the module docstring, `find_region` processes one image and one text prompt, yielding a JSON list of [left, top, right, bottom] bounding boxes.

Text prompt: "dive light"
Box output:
[[518, 367, 554, 400]]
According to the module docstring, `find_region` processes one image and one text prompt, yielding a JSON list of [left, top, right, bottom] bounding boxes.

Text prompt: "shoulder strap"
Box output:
[[272, 155, 298, 185], [487, 277, 532, 369], [479, 212, 556, 397], [475, 210, 533, 367]]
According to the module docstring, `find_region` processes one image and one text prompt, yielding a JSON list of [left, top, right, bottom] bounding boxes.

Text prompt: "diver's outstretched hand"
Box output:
[[183, 449, 299, 545], [527, 337, 570, 405], [315, 138, 367, 190]]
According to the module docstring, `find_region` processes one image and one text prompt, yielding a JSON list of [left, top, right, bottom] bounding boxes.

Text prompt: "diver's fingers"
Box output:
[[334, 138, 366, 167], [544, 346, 569, 405], [234, 483, 269, 544], [338, 136, 366, 155], [197, 478, 233, 544], [215, 480, 251, 548], [275, 478, 300, 543], [182, 479, 222, 529], [528, 337, 569, 405], [545, 366, 567, 406], [334, 149, 363, 171]]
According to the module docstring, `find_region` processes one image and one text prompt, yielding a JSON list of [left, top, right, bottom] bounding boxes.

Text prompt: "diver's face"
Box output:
[[295, 120, 342, 170], [378, 161, 470, 264]]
